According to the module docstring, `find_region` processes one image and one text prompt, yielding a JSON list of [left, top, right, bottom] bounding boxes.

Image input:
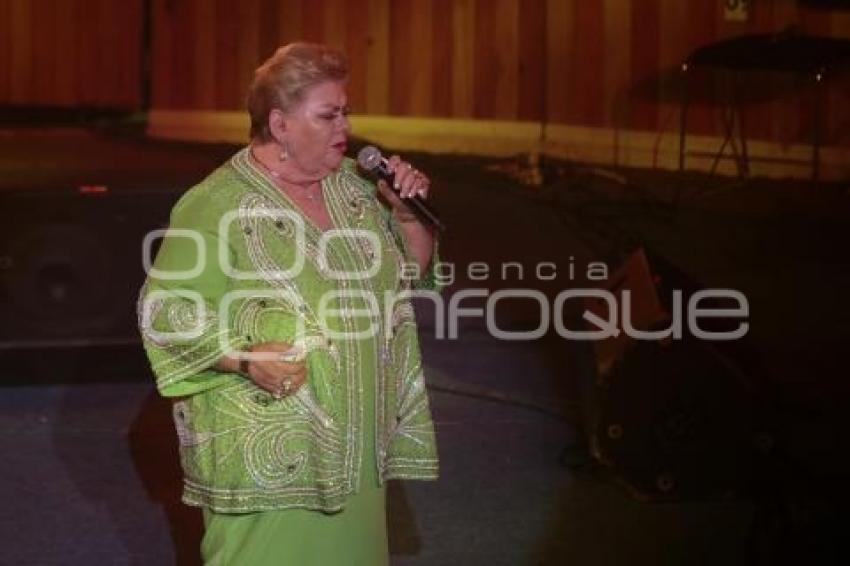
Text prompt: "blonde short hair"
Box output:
[[246, 43, 349, 141]]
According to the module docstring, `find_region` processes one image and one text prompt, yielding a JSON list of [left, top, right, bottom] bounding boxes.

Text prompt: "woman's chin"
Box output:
[[326, 155, 345, 170]]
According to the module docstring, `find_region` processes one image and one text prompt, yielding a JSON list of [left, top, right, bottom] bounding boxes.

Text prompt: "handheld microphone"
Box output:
[[356, 145, 446, 232]]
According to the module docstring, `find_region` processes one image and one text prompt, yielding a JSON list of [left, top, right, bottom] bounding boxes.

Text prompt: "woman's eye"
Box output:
[[318, 108, 350, 121]]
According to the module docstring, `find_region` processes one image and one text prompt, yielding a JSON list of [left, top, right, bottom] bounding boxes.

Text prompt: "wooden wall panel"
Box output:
[[450, 0, 476, 118], [300, 0, 325, 43], [0, 1, 9, 101], [472, 0, 497, 118], [110, 0, 140, 106], [406, 0, 435, 116], [431, 0, 454, 117], [571, 1, 605, 126], [388, 0, 416, 115], [545, 0, 575, 124], [323, 0, 348, 53], [342, 0, 370, 114], [493, 0, 521, 119], [77, 0, 101, 105], [828, 11, 850, 145], [193, 0, 216, 109], [32, 0, 55, 105], [3, 0, 849, 150], [630, 0, 661, 131], [685, 0, 718, 136], [234, 1, 261, 110], [277, 0, 303, 44], [473, 0, 520, 119], [602, 0, 631, 128], [518, 0, 545, 122], [258, 0, 280, 60], [9, 0, 33, 103], [151, 0, 174, 109], [365, 0, 390, 114], [214, 0, 240, 110], [55, 0, 80, 103], [171, 0, 195, 109], [798, 0, 833, 142], [745, 0, 780, 143], [0, 0, 141, 108]]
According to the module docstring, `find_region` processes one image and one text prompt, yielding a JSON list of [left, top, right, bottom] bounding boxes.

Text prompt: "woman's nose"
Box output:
[[339, 114, 351, 133]]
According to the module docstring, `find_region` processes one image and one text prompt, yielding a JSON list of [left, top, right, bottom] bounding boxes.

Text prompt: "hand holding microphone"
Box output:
[[357, 145, 446, 231], [385, 154, 429, 198]]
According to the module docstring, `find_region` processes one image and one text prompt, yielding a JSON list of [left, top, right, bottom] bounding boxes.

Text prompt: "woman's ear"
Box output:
[[268, 109, 287, 143]]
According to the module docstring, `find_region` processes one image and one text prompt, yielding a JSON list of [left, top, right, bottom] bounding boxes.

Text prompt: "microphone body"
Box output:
[[356, 146, 446, 231]]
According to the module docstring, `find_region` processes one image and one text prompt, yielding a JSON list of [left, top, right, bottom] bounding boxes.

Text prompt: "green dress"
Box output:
[[138, 149, 440, 565], [200, 355, 388, 566]]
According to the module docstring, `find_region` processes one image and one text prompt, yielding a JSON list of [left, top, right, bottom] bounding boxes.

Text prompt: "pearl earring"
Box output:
[[279, 143, 289, 162]]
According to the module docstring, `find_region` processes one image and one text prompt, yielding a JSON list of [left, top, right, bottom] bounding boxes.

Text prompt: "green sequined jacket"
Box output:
[[138, 149, 439, 513]]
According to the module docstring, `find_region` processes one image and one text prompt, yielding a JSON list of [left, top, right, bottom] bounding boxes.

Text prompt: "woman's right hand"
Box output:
[[241, 342, 307, 398]]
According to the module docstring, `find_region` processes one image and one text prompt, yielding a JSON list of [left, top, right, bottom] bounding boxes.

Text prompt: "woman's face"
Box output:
[[282, 80, 350, 178]]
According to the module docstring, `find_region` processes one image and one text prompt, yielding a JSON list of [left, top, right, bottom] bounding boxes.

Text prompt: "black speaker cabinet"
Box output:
[[578, 247, 772, 501], [0, 189, 178, 348], [589, 338, 770, 501]]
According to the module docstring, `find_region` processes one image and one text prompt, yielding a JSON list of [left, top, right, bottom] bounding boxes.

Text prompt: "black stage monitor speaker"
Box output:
[[0, 188, 178, 349], [578, 247, 772, 501]]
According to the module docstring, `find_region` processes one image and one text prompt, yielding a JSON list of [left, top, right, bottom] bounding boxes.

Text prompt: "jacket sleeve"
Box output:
[[137, 196, 249, 398], [390, 216, 445, 293], [343, 161, 445, 294]]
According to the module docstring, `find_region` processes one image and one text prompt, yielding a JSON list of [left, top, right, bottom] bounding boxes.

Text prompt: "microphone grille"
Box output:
[[356, 145, 382, 170]]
